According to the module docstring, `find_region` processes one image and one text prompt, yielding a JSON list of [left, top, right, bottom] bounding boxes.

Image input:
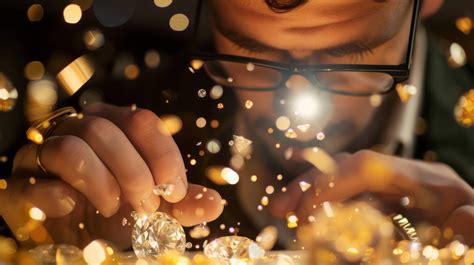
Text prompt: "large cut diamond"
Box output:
[[131, 211, 186, 258], [204, 236, 265, 265]]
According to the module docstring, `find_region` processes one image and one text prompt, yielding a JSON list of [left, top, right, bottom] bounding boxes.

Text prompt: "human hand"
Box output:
[[1, 103, 223, 249], [270, 150, 474, 245]]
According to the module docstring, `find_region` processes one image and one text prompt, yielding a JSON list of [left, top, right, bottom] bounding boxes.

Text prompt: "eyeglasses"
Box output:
[[191, 0, 420, 96]]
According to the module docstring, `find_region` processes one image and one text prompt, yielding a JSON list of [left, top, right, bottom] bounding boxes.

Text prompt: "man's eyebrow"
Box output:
[[219, 27, 382, 57]]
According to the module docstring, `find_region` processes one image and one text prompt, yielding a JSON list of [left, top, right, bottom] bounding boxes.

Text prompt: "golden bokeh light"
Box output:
[[83, 240, 107, 264], [221, 167, 240, 185], [160, 114, 183, 135], [27, 4, 44, 22], [455, 16, 473, 35], [24, 61, 45, 81], [454, 89, 474, 127], [124, 64, 140, 80], [0, 179, 7, 189], [83, 29, 105, 50], [169, 14, 189, 31], [448, 42, 467, 68], [196, 117, 207, 128], [154, 0, 173, 8], [63, 4, 82, 24], [275, 116, 291, 131], [29, 207, 46, 222], [0, 72, 18, 112], [145, 50, 161, 69]]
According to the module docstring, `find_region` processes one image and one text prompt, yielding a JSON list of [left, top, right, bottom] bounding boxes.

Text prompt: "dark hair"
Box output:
[[264, 0, 308, 13]]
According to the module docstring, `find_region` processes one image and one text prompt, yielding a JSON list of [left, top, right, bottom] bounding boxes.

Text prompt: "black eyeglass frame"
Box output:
[[191, 0, 421, 96]]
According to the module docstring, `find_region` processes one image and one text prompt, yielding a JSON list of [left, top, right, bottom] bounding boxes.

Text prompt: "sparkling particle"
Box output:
[[29, 207, 46, 221], [455, 16, 473, 35], [24, 61, 44, 81], [256, 226, 278, 251], [250, 175, 258, 182], [190, 159, 197, 165], [257, 205, 263, 211], [63, 4, 82, 24], [189, 224, 210, 239], [190, 59, 204, 71], [206, 139, 221, 154], [160, 115, 183, 135], [287, 214, 298, 228], [210, 85, 224, 99], [454, 89, 474, 127], [144, 50, 161, 68], [296, 124, 310, 133], [0, 73, 18, 112], [27, 4, 44, 22], [261, 196, 269, 206], [29, 177, 36, 184], [221, 167, 240, 185], [277, 174, 283, 181], [284, 148, 293, 160], [197, 89, 207, 98], [0, 179, 7, 189], [245, 100, 254, 109], [204, 236, 265, 264], [246, 63, 255, 72], [265, 185, 275, 195], [370, 94, 383, 107], [285, 129, 298, 139], [195, 193, 203, 199], [210, 119, 220, 128], [227, 77, 234, 83], [83, 241, 108, 264], [122, 218, 128, 226], [83, 29, 105, 50], [298, 181, 312, 192], [322, 201, 334, 217], [153, 184, 175, 196], [316, 132, 325, 141], [276, 116, 291, 131], [79, 223, 84, 229], [132, 211, 186, 258], [448, 42, 467, 68], [196, 117, 207, 128], [169, 14, 189, 31], [217, 103, 224, 109], [154, 0, 173, 8], [233, 135, 253, 153]]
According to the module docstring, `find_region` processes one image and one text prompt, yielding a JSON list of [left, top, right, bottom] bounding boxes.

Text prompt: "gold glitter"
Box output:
[[210, 85, 224, 99], [24, 61, 44, 81], [261, 196, 269, 206], [245, 100, 254, 109], [267, 128, 274, 134], [27, 4, 44, 22], [154, 0, 173, 8], [317, 132, 325, 141], [206, 139, 221, 154], [145, 50, 161, 68], [265, 185, 275, 195], [190, 159, 197, 166], [221, 167, 239, 185], [277, 174, 283, 180], [196, 117, 206, 128], [124, 64, 140, 80], [160, 115, 183, 135], [83, 29, 105, 51], [396, 84, 417, 103], [63, 4, 82, 24], [456, 16, 473, 35], [169, 14, 189, 31], [190, 59, 204, 71], [299, 181, 311, 192], [210, 120, 219, 128], [197, 89, 207, 98], [79, 223, 84, 229], [454, 89, 474, 127], [285, 129, 298, 139], [276, 116, 291, 131], [29, 177, 36, 185], [370, 94, 383, 107], [287, 213, 298, 228], [217, 103, 224, 109], [448, 42, 467, 68], [256, 226, 278, 251], [250, 175, 258, 182]]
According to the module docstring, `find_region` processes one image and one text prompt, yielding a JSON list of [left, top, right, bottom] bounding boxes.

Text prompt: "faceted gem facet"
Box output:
[[132, 211, 186, 259], [204, 236, 265, 264]]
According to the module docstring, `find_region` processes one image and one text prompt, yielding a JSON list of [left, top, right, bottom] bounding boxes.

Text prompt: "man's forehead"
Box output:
[[209, 0, 413, 54]]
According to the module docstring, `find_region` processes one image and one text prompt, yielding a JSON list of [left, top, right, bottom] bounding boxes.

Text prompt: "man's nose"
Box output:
[[285, 74, 313, 92]]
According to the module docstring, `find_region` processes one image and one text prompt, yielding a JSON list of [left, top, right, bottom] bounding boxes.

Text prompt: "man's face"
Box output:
[[208, 0, 414, 164]]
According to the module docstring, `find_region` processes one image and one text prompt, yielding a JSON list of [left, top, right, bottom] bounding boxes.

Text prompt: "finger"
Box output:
[[12, 138, 122, 217], [51, 115, 161, 213], [84, 103, 187, 203], [0, 178, 79, 234], [166, 184, 224, 227], [270, 152, 350, 218]]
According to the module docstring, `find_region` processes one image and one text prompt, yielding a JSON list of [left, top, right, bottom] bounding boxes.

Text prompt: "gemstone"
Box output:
[[189, 223, 210, 239], [298, 181, 312, 192], [153, 184, 175, 196], [232, 135, 252, 153], [131, 211, 186, 259], [204, 236, 265, 265], [29, 244, 82, 264]]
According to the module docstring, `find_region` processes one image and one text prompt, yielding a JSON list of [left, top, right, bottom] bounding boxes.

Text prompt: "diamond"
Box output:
[[132, 211, 186, 258], [298, 181, 312, 192], [189, 223, 210, 239], [233, 135, 252, 153], [296, 124, 310, 133], [153, 184, 175, 196], [29, 244, 82, 264], [204, 236, 265, 265]]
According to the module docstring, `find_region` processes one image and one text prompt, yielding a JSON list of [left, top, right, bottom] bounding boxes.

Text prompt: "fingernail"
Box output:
[[57, 196, 76, 215]]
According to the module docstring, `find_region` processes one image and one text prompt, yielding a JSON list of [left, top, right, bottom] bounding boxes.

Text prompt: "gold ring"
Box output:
[[26, 107, 77, 145], [36, 140, 48, 174]]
